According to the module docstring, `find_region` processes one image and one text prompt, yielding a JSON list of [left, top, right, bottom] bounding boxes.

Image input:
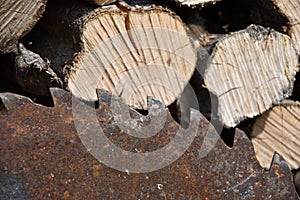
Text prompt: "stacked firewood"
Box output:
[[1, 0, 300, 193]]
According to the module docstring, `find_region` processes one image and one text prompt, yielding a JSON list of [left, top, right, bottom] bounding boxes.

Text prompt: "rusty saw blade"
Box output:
[[0, 88, 298, 199]]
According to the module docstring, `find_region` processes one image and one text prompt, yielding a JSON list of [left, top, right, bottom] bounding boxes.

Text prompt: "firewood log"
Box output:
[[250, 101, 300, 170], [165, 0, 220, 7], [252, 0, 300, 54], [85, 0, 116, 6], [22, 0, 197, 109], [270, 0, 300, 54], [203, 24, 299, 127], [0, 0, 47, 53]]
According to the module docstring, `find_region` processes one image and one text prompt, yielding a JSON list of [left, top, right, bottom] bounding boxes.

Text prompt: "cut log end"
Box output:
[[270, 0, 300, 54], [251, 101, 300, 170], [85, 0, 116, 6], [204, 24, 299, 127], [66, 6, 197, 109], [169, 0, 221, 7], [0, 0, 47, 54]]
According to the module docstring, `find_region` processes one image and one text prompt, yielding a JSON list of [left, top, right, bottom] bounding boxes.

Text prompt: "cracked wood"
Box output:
[[65, 5, 197, 109], [0, 0, 47, 53], [251, 101, 300, 170], [204, 24, 299, 127]]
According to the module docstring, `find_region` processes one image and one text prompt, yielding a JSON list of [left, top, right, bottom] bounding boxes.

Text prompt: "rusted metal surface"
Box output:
[[0, 88, 298, 199]]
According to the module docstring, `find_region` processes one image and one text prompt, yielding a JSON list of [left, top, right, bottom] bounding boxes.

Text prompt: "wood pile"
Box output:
[[1, 0, 300, 195]]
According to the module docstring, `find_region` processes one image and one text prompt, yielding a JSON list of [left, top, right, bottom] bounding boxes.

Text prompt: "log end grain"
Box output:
[[85, 0, 116, 6], [0, 0, 47, 53], [204, 24, 299, 127], [251, 101, 300, 170], [66, 6, 197, 109], [269, 0, 300, 54], [171, 0, 221, 7]]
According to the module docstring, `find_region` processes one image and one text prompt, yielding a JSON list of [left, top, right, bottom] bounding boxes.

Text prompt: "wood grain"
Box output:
[[204, 25, 299, 127], [271, 0, 300, 54], [251, 102, 300, 170], [167, 0, 221, 7], [85, 0, 116, 6], [0, 0, 47, 53], [67, 6, 197, 109]]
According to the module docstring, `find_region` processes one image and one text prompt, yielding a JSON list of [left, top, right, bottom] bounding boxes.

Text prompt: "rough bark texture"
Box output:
[[250, 101, 300, 170], [204, 24, 299, 128], [15, 43, 62, 97], [0, 0, 47, 53], [20, 0, 92, 78]]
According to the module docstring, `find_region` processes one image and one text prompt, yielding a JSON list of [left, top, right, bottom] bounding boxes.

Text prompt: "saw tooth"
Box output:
[[49, 88, 72, 107], [0, 87, 298, 197], [96, 88, 170, 138], [96, 88, 131, 112], [96, 88, 143, 129], [267, 153, 298, 197], [147, 97, 168, 123], [233, 129, 253, 147], [189, 108, 203, 124], [182, 108, 203, 131], [96, 89, 112, 104], [0, 92, 33, 111], [147, 97, 164, 109], [96, 88, 134, 120], [230, 129, 262, 165], [270, 153, 290, 171], [0, 98, 7, 115]]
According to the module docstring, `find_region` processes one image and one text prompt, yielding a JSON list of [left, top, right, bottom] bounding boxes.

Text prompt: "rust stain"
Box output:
[[92, 165, 102, 177], [0, 89, 298, 199]]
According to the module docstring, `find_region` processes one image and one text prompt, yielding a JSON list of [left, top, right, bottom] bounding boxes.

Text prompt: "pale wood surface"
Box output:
[[170, 0, 220, 7], [0, 0, 47, 53], [271, 0, 300, 54], [85, 0, 116, 6], [251, 102, 300, 170], [67, 6, 197, 109], [204, 25, 299, 127]]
